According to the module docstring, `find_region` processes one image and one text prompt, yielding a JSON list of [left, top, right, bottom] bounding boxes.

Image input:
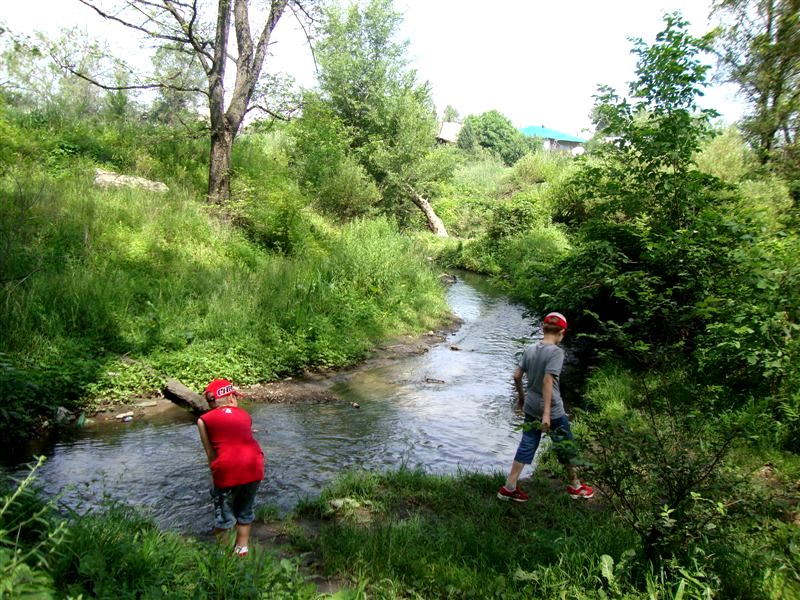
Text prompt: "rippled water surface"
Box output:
[[9, 273, 547, 531]]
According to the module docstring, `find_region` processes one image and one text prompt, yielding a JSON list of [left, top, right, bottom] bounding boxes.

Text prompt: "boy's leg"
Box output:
[[505, 460, 526, 489], [211, 487, 236, 540], [231, 481, 261, 555], [508, 418, 542, 485], [550, 416, 594, 499]]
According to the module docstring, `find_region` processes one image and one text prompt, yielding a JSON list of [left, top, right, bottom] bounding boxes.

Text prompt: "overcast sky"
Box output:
[[2, 0, 746, 136]]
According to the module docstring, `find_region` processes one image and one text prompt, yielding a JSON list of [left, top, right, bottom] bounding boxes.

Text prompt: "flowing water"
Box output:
[[7, 272, 564, 532]]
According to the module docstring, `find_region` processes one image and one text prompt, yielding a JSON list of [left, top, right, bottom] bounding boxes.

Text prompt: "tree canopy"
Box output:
[[308, 0, 447, 234], [457, 110, 530, 166]]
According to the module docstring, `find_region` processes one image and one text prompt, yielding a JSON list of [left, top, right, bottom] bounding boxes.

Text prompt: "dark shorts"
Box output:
[[513, 414, 577, 466], [211, 480, 260, 529]]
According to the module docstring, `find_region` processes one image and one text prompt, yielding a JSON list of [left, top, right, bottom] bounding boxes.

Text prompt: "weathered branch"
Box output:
[[289, 1, 319, 73], [56, 57, 208, 95], [77, 0, 189, 46], [406, 184, 449, 237], [245, 103, 292, 120], [160, 0, 215, 71]]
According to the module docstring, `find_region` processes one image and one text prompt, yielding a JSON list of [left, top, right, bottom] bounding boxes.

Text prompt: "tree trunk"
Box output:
[[409, 188, 448, 237], [208, 126, 234, 204]]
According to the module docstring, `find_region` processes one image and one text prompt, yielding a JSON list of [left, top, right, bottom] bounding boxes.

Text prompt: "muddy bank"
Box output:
[[88, 316, 463, 426]]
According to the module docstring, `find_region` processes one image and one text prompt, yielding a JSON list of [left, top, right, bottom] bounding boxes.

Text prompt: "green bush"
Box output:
[[0, 458, 64, 599], [582, 368, 750, 566]]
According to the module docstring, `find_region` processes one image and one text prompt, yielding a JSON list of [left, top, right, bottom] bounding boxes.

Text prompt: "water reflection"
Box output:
[[9, 272, 548, 531]]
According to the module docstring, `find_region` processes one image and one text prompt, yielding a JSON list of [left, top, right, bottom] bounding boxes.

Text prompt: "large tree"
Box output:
[[63, 0, 312, 203], [313, 0, 448, 235], [713, 0, 800, 166], [457, 110, 530, 166]]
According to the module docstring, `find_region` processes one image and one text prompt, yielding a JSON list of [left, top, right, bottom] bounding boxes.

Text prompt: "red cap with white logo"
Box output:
[[543, 312, 568, 331], [204, 378, 242, 401]]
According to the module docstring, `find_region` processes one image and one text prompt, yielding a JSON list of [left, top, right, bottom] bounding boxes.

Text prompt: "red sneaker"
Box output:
[[566, 483, 594, 499], [497, 485, 529, 502]]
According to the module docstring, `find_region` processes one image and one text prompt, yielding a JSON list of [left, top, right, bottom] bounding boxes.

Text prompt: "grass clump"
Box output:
[[296, 468, 642, 598], [291, 459, 799, 599], [1, 460, 316, 599]]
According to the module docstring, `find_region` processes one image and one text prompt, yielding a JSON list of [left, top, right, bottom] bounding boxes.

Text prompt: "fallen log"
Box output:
[[163, 379, 207, 414]]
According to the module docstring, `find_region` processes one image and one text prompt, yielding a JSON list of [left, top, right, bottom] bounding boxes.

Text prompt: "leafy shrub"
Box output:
[[486, 195, 542, 242], [0, 458, 64, 599], [694, 126, 755, 182], [583, 369, 748, 566]]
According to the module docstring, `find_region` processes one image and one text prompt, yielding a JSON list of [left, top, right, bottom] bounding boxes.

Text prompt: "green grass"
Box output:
[[1, 461, 316, 599], [295, 468, 642, 598], [286, 458, 800, 599], [0, 111, 450, 442]]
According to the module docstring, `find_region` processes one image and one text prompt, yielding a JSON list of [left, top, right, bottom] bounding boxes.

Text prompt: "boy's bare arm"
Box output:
[[541, 373, 554, 432], [197, 419, 216, 464], [513, 367, 525, 408]]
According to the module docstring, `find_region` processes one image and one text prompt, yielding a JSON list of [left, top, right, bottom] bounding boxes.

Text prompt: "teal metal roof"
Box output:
[[520, 125, 586, 143]]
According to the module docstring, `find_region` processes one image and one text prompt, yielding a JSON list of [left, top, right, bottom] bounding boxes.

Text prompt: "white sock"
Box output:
[[505, 482, 516, 491]]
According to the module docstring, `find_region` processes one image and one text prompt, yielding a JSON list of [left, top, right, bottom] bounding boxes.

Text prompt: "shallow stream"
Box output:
[[8, 272, 563, 532]]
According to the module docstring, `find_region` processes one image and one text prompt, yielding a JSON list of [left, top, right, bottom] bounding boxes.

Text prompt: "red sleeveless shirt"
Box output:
[[200, 406, 264, 488]]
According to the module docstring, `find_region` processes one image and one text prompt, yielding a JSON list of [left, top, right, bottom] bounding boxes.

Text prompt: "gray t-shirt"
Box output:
[[519, 342, 565, 419]]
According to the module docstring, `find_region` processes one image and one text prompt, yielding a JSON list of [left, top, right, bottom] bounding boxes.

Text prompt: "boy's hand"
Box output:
[[540, 417, 551, 433]]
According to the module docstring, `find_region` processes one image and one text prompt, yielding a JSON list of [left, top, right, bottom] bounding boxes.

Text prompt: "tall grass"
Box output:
[[0, 112, 449, 441], [1, 461, 315, 599]]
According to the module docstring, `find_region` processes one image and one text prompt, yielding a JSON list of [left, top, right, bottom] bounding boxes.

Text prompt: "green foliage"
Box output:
[[694, 126, 756, 182], [147, 45, 206, 127], [1, 461, 313, 599], [292, 466, 799, 599], [313, 0, 441, 225], [430, 154, 504, 238], [494, 225, 572, 301], [713, 0, 800, 173], [289, 97, 380, 220], [458, 110, 530, 166], [0, 458, 63, 599], [0, 100, 448, 442], [500, 150, 574, 193], [298, 468, 640, 598], [517, 14, 800, 393], [583, 368, 747, 561], [49, 503, 313, 599]]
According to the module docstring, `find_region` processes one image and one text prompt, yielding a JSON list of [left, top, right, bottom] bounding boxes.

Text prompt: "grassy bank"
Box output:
[[282, 448, 798, 599], [0, 459, 318, 599], [0, 112, 449, 444]]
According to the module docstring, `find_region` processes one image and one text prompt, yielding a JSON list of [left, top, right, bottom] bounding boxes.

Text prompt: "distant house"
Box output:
[[436, 121, 463, 144], [520, 125, 586, 155]]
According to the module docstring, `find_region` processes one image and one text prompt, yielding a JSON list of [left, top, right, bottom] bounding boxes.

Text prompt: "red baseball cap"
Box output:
[[543, 312, 568, 331], [204, 378, 242, 401]]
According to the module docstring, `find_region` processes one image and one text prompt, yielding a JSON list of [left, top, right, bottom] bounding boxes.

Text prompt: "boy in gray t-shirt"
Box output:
[[497, 312, 594, 502]]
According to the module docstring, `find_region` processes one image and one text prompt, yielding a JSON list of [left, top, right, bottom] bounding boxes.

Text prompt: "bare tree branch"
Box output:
[[289, 1, 318, 74], [245, 103, 291, 120], [77, 0, 189, 46], [57, 56, 208, 95], [160, 0, 215, 71]]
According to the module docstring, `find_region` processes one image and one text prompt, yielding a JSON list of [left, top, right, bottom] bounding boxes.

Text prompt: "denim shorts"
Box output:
[[211, 480, 260, 529], [513, 414, 577, 466]]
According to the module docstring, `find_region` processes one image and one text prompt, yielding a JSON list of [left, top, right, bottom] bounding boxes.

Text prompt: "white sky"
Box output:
[[1, 0, 746, 136]]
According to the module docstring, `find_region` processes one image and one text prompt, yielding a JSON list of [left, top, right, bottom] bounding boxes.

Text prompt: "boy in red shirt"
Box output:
[[197, 378, 265, 557]]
